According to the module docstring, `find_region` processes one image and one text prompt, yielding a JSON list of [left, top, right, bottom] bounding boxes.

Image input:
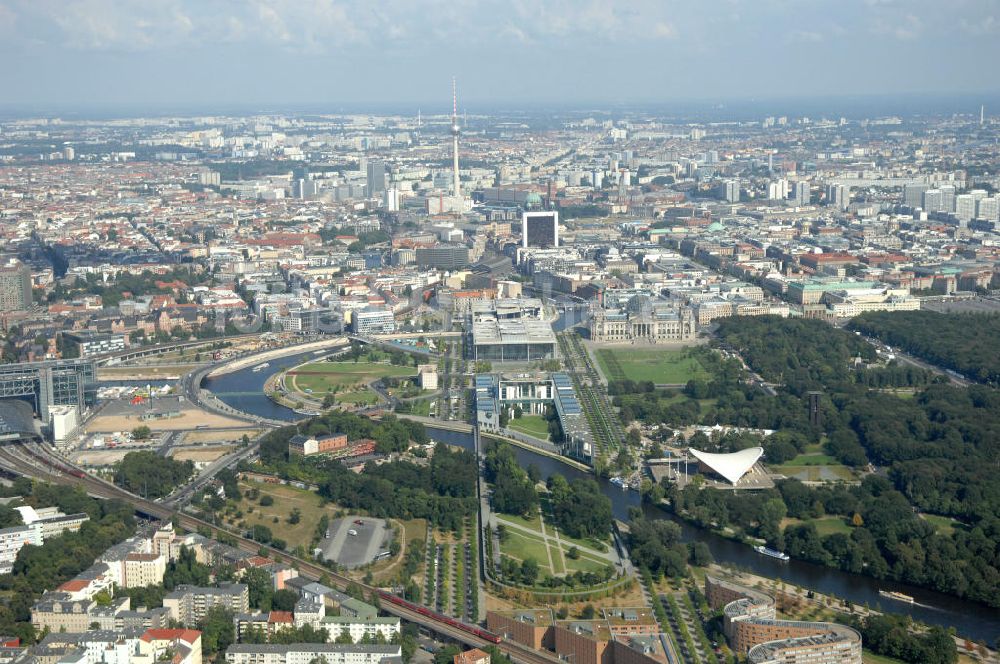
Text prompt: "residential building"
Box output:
[[0, 260, 31, 312], [163, 584, 249, 626], [224, 643, 401, 664], [454, 649, 490, 664], [123, 552, 167, 588]]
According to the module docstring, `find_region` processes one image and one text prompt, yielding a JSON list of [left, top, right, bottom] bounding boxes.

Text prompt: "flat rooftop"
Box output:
[[472, 318, 556, 345]]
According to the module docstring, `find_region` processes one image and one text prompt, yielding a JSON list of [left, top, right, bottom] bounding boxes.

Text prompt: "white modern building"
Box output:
[[689, 447, 765, 486]]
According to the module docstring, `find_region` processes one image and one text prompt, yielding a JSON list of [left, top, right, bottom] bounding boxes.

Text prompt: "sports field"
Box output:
[[288, 360, 415, 394], [595, 348, 709, 384]]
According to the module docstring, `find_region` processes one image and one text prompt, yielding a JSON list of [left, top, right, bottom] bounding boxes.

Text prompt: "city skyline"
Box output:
[[2, 0, 1000, 108]]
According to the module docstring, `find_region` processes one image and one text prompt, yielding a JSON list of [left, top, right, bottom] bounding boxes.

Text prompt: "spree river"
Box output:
[[203, 357, 1000, 643]]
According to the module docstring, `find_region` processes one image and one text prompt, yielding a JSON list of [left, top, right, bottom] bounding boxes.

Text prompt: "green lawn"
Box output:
[[774, 464, 856, 482], [595, 348, 708, 384], [501, 530, 553, 573], [336, 390, 379, 405], [564, 553, 611, 574], [289, 361, 415, 394], [781, 452, 839, 466], [921, 513, 961, 535], [401, 398, 434, 417], [508, 415, 551, 440], [498, 510, 544, 534], [783, 517, 853, 537]]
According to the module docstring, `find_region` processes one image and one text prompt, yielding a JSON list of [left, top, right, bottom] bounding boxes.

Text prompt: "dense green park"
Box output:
[[850, 310, 1000, 384], [650, 316, 1000, 609]]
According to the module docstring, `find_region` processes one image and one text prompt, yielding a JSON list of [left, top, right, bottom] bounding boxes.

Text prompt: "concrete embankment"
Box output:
[[208, 337, 350, 377]]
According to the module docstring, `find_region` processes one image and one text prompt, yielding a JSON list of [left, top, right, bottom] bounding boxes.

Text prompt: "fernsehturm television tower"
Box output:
[[451, 78, 461, 204]]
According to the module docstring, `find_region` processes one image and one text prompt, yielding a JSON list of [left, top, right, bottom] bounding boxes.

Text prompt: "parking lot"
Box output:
[[321, 516, 392, 568]]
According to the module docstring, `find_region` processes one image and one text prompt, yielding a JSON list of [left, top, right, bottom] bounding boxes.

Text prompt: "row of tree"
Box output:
[[114, 450, 194, 499], [850, 310, 1000, 384]]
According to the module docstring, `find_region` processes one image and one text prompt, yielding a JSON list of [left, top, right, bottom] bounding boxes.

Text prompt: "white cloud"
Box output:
[[653, 21, 677, 39], [787, 29, 824, 43], [960, 14, 999, 35]]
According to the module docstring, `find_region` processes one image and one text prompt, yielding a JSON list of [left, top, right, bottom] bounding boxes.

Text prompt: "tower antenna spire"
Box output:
[[450, 77, 461, 212]]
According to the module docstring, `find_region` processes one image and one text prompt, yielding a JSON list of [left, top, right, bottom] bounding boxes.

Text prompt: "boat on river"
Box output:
[[879, 590, 915, 604], [754, 545, 790, 561]]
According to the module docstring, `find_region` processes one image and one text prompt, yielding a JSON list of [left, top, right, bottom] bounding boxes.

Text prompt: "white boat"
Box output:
[[879, 590, 914, 604], [610, 476, 627, 490], [252, 362, 270, 372], [754, 545, 790, 561]]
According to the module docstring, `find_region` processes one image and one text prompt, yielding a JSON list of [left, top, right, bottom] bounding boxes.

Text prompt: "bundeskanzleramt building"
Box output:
[[705, 576, 861, 664], [468, 299, 556, 362]]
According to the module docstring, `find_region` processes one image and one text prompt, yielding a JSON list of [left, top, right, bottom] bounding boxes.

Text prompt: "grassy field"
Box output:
[[595, 348, 708, 384], [401, 398, 434, 417], [782, 516, 853, 537], [920, 513, 961, 535], [772, 444, 857, 482], [502, 530, 554, 574], [500, 510, 544, 534], [780, 452, 839, 466], [234, 481, 327, 550], [290, 360, 415, 392], [508, 415, 551, 440], [336, 390, 379, 405], [774, 464, 856, 482], [564, 552, 611, 574]]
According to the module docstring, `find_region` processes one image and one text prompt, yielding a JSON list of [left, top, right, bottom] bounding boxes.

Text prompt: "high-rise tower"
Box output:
[[451, 78, 461, 204]]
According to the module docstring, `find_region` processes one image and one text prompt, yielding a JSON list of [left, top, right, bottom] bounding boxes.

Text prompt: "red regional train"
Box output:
[[376, 591, 501, 644]]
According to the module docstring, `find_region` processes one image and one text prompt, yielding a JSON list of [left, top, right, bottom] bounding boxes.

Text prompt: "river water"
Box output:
[[203, 349, 1000, 643]]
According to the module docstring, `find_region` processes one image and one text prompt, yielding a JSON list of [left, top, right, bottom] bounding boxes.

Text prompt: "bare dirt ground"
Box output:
[[73, 450, 131, 466], [171, 446, 234, 462], [183, 429, 260, 444], [85, 409, 247, 433]]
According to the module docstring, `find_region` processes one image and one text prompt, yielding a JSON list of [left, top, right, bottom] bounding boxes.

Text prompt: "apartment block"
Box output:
[[163, 584, 249, 626]]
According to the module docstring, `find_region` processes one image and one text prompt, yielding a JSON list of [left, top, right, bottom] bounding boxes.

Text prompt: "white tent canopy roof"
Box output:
[[689, 447, 764, 485]]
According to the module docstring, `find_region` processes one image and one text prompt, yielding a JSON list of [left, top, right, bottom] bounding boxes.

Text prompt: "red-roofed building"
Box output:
[[454, 648, 491, 664], [234, 611, 296, 641], [141, 628, 202, 664], [56, 579, 93, 601]]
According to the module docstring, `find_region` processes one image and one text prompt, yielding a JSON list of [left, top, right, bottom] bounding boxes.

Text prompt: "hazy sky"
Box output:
[[2, 0, 1000, 111]]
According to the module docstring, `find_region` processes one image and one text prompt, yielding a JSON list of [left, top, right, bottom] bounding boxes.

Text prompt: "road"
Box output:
[[852, 331, 970, 387]]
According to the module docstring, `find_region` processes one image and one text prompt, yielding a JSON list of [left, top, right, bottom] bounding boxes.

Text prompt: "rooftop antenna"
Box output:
[[451, 77, 461, 212]]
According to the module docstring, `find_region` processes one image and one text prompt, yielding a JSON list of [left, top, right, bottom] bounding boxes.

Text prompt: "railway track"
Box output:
[[0, 444, 562, 664]]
